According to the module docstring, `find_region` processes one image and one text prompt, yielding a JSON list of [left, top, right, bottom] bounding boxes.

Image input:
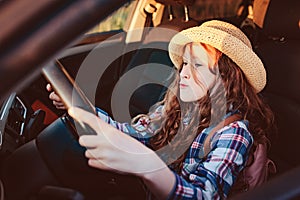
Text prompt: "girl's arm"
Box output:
[[68, 107, 175, 199], [95, 106, 162, 146], [69, 107, 253, 199]]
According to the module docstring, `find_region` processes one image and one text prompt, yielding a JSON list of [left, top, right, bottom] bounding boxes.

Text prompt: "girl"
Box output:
[[49, 20, 274, 199]]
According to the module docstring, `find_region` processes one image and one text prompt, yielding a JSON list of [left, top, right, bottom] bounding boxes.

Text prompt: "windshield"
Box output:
[[87, 1, 137, 34]]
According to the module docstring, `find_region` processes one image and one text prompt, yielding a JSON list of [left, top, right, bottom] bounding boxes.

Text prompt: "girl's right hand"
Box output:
[[46, 83, 66, 110]]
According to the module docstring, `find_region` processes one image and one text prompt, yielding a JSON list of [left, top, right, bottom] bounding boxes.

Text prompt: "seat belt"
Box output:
[[141, 3, 157, 41]]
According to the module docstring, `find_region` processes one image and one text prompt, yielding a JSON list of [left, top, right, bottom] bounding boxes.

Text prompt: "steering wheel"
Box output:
[[42, 60, 98, 137], [0, 61, 146, 200]]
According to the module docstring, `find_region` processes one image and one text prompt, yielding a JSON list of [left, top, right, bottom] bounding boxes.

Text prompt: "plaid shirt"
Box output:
[[96, 107, 253, 199]]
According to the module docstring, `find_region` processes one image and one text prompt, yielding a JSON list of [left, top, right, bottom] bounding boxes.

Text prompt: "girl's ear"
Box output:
[[201, 43, 222, 68], [212, 51, 222, 68]]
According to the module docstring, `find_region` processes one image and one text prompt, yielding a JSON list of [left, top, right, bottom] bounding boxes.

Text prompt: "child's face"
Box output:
[[179, 43, 217, 102]]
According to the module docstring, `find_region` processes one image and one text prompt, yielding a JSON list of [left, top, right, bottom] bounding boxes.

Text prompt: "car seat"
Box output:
[[253, 0, 300, 174], [115, 0, 199, 120]]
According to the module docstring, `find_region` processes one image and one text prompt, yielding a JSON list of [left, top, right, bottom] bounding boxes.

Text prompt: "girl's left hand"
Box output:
[[68, 107, 167, 177]]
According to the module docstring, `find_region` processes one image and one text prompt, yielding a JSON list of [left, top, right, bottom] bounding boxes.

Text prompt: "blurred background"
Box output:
[[88, 0, 242, 33]]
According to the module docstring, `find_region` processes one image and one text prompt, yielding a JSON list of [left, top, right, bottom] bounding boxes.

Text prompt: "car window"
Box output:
[[160, 0, 243, 23], [192, 0, 243, 20], [86, 1, 137, 34]]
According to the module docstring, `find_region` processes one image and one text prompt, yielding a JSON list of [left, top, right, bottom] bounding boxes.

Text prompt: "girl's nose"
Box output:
[[180, 65, 191, 79]]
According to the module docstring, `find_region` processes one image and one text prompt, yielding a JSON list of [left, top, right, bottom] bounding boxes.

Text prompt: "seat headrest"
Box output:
[[253, 0, 300, 39], [155, 0, 195, 6]]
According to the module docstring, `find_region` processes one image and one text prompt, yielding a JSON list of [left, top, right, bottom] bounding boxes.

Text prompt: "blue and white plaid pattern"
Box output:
[[96, 107, 253, 199]]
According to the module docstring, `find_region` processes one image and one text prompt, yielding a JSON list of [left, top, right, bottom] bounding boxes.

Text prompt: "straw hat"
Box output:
[[168, 20, 266, 93]]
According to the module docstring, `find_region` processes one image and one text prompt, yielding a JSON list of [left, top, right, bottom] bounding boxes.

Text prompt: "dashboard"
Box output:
[[0, 93, 27, 155]]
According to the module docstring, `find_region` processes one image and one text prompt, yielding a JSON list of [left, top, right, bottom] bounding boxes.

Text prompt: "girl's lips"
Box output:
[[180, 83, 188, 88]]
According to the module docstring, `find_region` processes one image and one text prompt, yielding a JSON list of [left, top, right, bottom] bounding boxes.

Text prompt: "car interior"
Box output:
[[254, 0, 300, 176], [0, 0, 299, 199]]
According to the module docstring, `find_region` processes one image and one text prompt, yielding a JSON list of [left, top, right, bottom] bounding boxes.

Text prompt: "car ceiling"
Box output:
[[0, 0, 130, 103]]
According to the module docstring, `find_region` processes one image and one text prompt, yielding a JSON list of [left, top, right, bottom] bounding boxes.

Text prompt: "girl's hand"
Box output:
[[68, 107, 166, 176], [46, 84, 66, 110], [68, 107, 176, 199]]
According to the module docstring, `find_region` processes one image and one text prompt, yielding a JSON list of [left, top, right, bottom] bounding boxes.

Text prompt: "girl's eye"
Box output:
[[183, 62, 188, 66], [195, 63, 202, 68]]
